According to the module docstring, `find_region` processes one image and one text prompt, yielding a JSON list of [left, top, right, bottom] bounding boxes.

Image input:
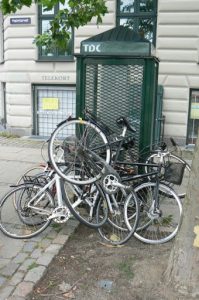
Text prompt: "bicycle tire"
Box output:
[[126, 182, 183, 244], [62, 181, 109, 228], [14, 165, 48, 209], [145, 153, 191, 198], [16, 166, 46, 185], [48, 118, 111, 185], [97, 188, 139, 245], [0, 183, 54, 239]]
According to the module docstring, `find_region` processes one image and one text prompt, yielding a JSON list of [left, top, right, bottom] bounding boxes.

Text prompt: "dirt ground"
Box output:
[[27, 224, 188, 300]]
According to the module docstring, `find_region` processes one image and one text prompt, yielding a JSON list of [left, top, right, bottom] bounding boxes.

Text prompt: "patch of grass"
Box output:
[[0, 131, 20, 138], [27, 262, 38, 271], [118, 258, 134, 279]]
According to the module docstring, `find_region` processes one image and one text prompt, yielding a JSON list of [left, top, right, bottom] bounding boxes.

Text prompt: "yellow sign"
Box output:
[[193, 225, 199, 248], [42, 98, 59, 110], [190, 103, 199, 119]]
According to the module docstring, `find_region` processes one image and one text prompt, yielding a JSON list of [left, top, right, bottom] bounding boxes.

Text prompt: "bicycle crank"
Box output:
[[102, 174, 121, 194], [48, 206, 71, 223]]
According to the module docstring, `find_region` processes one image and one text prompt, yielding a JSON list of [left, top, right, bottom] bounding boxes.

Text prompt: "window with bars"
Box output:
[[38, 2, 73, 61], [116, 0, 157, 45], [33, 85, 76, 137]]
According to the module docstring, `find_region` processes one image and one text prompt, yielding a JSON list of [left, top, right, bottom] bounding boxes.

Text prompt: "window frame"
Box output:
[[37, 3, 74, 62], [186, 88, 199, 145], [0, 11, 4, 64], [116, 0, 158, 46]]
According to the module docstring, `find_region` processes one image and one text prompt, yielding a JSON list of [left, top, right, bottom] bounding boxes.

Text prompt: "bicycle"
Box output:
[[45, 111, 182, 243], [8, 151, 139, 245], [48, 110, 190, 202], [48, 110, 137, 186], [102, 160, 182, 245], [58, 143, 182, 245], [145, 138, 191, 198], [0, 169, 110, 239]]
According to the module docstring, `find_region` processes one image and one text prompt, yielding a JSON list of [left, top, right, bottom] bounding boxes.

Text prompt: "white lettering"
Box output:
[[83, 44, 101, 53], [96, 44, 101, 52], [89, 45, 96, 52], [83, 44, 90, 52], [42, 75, 69, 81]]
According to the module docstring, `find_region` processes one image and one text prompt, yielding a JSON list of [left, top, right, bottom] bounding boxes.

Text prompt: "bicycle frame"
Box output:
[[27, 173, 65, 215]]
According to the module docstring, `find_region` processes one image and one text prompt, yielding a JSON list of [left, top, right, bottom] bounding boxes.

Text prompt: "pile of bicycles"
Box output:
[[0, 110, 191, 245]]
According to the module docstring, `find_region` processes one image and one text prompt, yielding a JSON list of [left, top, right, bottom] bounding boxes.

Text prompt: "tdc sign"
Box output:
[[83, 44, 101, 53]]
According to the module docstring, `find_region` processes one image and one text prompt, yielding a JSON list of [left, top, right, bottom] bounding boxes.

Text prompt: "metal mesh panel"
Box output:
[[85, 61, 144, 159], [36, 87, 76, 138]]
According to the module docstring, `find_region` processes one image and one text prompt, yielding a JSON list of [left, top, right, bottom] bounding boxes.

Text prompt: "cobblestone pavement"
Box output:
[[0, 137, 79, 299]]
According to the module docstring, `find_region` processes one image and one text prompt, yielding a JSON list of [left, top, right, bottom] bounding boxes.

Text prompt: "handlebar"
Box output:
[[84, 108, 136, 135], [170, 137, 177, 147]]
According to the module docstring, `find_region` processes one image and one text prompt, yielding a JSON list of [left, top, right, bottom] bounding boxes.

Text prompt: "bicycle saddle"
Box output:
[[116, 117, 136, 133]]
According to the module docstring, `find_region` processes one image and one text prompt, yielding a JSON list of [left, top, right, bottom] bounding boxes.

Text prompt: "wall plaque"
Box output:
[[10, 18, 31, 25]]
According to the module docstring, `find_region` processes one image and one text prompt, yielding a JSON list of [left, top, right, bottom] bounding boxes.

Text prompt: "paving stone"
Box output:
[[59, 221, 79, 235], [0, 142, 81, 299], [22, 242, 37, 253], [12, 253, 28, 264], [0, 275, 6, 285], [0, 285, 15, 300], [47, 229, 60, 239], [0, 258, 10, 269], [18, 258, 36, 272], [45, 243, 62, 254], [37, 238, 52, 249], [12, 281, 34, 298], [0, 262, 19, 277], [0, 241, 23, 259], [24, 266, 46, 283], [30, 228, 51, 241], [31, 248, 43, 259], [36, 253, 54, 266], [9, 271, 24, 286], [67, 219, 79, 228], [53, 234, 69, 245], [42, 226, 53, 235], [7, 296, 24, 300]]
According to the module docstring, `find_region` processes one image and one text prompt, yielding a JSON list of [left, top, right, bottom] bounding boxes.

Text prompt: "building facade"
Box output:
[[0, 0, 199, 145]]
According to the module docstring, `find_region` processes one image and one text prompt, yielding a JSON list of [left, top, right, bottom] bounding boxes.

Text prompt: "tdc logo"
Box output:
[[83, 44, 101, 53]]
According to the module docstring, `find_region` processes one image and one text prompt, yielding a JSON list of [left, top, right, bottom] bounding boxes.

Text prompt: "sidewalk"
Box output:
[[0, 137, 79, 300]]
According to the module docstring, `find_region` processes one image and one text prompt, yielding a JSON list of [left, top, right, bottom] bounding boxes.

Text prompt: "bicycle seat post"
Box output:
[[121, 125, 127, 137], [55, 174, 64, 207]]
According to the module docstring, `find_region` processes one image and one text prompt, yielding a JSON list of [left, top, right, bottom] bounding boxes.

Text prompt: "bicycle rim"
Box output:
[[97, 189, 139, 245], [48, 119, 111, 185], [63, 181, 108, 228], [145, 153, 191, 198], [14, 166, 50, 209], [0, 184, 54, 239], [132, 182, 182, 244]]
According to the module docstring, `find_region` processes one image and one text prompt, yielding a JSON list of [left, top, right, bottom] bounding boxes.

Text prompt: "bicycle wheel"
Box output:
[[48, 118, 111, 185], [14, 165, 49, 209], [0, 183, 54, 239], [127, 182, 183, 244], [16, 166, 47, 185], [63, 181, 108, 228], [145, 153, 191, 198], [97, 189, 139, 245]]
